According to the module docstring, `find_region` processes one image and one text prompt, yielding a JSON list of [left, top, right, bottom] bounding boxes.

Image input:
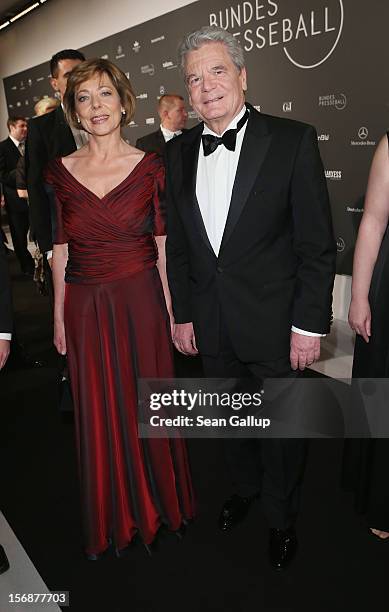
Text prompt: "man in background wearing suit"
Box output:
[[136, 94, 188, 156], [0, 241, 12, 573], [166, 27, 336, 570], [25, 49, 85, 259], [0, 117, 34, 276]]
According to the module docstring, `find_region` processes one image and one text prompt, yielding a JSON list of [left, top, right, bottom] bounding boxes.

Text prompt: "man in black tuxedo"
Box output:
[[136, 94, 188, 156], [166, 27, 336, 570], [25, 49, 85, 258], [0, 117, 34, 276], [0, 241, 12, 573]]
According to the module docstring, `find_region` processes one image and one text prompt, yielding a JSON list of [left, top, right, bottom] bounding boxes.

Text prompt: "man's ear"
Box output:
[[240, 67, 247, 92], [50, 76, 58, 94]]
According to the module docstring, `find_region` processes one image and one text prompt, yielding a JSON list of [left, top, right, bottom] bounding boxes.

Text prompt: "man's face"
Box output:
[[165, 99, 188, 132], [185, 42, 247, 135], [10, 120, 27, 141], [51, 58, 83, 101]]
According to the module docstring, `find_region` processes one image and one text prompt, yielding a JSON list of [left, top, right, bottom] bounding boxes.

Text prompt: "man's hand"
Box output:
[[173, 322, 198, 356], [0, 195, 4, 208], [17, 188, 28, 199], [290, 332, 320, 371], [0, 339, 10, 370]]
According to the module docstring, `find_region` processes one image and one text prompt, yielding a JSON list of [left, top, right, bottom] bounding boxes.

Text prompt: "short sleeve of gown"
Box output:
[[44, 160, 69, 245], [152, 157, 167, 236]]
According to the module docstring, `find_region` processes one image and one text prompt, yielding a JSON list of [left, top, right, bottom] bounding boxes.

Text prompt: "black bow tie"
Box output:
[[201, 108, 249, 156]]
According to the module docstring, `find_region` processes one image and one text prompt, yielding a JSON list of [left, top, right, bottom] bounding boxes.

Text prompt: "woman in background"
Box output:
[[45, 58, 195, 558], [345, 133, 389, 541]]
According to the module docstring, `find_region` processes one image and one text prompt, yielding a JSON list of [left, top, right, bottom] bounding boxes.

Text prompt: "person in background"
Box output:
[[16, 97, 60, 199], [25, 49, 85, 263], [0, 240, 13, 574], [345, 133, 389, 541], [0, 117, 34, 276], [136, 94, 188, 156]]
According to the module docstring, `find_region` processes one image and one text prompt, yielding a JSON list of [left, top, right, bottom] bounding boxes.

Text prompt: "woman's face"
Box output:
[[74, 72, 123, 135]]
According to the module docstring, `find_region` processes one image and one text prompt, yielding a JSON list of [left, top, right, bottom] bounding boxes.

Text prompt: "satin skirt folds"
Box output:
[[64, 267, 195, 556]]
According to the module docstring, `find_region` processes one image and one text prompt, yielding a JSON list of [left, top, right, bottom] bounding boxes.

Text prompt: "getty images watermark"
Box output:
[[148, 387, 270, 430], [138, 378, 389, 439]]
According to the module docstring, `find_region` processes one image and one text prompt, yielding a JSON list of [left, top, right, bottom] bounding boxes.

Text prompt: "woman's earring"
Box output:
[[121, 109, 126, 115], [76, 116, 81, 123]]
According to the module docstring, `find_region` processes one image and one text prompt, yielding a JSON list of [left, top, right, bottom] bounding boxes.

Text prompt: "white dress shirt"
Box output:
[[9, 135, 23, 150], [195, 104, 323, 338], [160, 125, 182, 142]]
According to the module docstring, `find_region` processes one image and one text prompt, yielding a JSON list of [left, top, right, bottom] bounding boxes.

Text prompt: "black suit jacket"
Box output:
[[166, 104, 336, 361], [0, 243, 12, 334], [0, 137, 28, 214], [25, 106, 76, 252], [136, 128, 166, 156]]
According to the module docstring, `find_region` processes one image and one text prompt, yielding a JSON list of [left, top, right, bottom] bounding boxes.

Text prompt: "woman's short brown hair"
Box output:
[[63, 58, 136, 129]]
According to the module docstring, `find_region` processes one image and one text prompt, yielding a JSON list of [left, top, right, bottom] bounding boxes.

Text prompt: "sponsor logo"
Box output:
[[283, 101, 292, 112], [318, 93, 347, 110], [141, 64, 155, 76], [209, 0, 344, 69], [318, 133, 330, 141], [151, 35, 165, 43], [132, 41, 141, 53], [146, 117, 155, 125], [101, 54, 109, 60], [351, 126, 376, 147], [11, 85, 17, 90], [325, 170, 342, 180], [187, 110, 198, 120], [128, 121, 138, 128], [136, 93, 148, 100], [162, 60, 177, 70], [8, 104, 14, 109], [27, 79, 32, 87], [24, 100, 29, 105], [346, 206, 363, 213], [16, 101, 22, 107], [116, 45, 125, 59], [36, 77, 45, 82], [159, 86, 166, 96], [336, 237, 345, 252]]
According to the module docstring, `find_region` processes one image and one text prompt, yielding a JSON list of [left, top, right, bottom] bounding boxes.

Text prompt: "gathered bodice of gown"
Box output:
[[44, 152, 166, 284]]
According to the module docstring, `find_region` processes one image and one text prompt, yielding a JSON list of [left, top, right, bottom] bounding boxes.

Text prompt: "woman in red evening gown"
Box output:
[[45, 58, 195, 558]]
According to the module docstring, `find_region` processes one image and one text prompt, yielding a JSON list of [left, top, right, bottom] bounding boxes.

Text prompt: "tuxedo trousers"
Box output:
[[7, 207, 34, 274], [201, 316, 307, 530]]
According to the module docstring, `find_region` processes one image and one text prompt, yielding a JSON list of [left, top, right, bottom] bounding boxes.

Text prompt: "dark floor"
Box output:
[[0, 252, 387, 612]]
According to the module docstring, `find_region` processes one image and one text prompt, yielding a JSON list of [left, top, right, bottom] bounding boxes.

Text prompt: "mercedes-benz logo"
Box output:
[[336, 237, 345, 253], [358, 127, 368, 140]]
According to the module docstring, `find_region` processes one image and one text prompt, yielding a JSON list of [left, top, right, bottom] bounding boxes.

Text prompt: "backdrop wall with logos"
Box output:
[[3, 0, 388, 275]]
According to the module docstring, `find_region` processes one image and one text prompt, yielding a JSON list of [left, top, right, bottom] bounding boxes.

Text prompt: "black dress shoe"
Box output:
[[268, 527, 298, 571], [218, 493, 258, 531], [0, 545, 10, 574]]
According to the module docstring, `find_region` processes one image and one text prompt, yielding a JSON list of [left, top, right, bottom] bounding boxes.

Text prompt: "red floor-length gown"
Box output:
[[45, 153, 195, 556]]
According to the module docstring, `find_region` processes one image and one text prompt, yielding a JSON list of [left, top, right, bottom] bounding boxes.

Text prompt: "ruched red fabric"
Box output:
[[45, 153, 195, 555]]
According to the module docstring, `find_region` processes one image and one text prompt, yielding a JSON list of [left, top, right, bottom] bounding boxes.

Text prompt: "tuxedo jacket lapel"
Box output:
[[6, 137, 20, 165], [182, 125, 215, 255], [220, 108, 272, 253], [53, 106, 76, 155]]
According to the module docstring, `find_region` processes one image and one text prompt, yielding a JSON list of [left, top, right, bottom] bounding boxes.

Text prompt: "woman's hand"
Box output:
[[54, 320, 67, 355], [348, 297, 371, 343]]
